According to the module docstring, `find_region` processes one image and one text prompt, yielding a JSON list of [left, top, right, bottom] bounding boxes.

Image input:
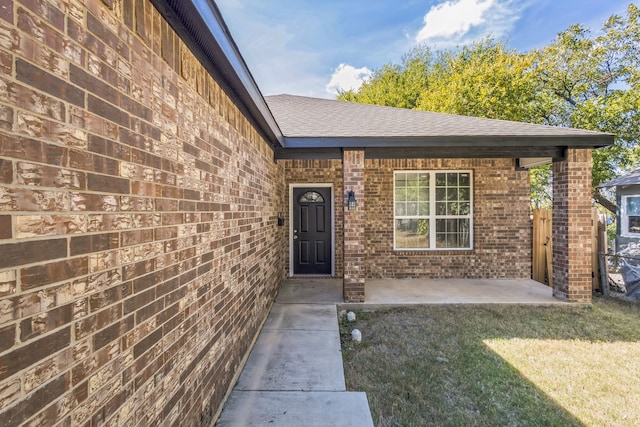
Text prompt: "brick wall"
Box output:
[[343, 150, 366, 302], [280, 159, 343, 277], [365, 158, 532, 279], [552, 149, 592, 302], [0, 1, 285, 426]]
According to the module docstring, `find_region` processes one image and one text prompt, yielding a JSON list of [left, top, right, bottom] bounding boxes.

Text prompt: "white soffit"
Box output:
[[518, 157, 552, 168]]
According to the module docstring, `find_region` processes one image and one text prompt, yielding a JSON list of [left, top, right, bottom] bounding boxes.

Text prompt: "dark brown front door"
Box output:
[[293, 187, 332, 275]]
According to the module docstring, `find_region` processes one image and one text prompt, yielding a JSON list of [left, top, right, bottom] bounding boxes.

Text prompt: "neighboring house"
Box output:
[[0, 1, 613, 426], [599, 169, 640, 251]]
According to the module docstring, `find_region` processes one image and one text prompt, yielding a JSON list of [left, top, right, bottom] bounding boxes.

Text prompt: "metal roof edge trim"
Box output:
[[150, 0, 284, 147], [282, 134, 613, 149]]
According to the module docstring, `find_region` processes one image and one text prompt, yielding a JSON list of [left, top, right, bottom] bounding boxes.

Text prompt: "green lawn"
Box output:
[[339, 298, 640, 427]]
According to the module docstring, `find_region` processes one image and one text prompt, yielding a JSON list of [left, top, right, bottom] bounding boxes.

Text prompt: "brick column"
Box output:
[[552, 148, 593, 302], [343, 149, 366, 302]]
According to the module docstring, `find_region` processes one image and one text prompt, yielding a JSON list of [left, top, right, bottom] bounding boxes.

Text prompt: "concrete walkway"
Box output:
[[216, 279, 374, 426], [217, 277, 561, 425]]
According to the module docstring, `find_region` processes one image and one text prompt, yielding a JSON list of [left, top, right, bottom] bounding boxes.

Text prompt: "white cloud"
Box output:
[[325, 64, 372, 97], [415, 0, 523, 48]]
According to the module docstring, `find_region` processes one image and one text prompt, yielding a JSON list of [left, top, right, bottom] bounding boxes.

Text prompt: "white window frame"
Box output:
[[393, 170, 473, 251], [621, 195, 640, 237]]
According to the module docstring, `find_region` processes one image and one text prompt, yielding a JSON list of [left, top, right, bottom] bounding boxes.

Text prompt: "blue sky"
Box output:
[[215, 0, 633, 99]]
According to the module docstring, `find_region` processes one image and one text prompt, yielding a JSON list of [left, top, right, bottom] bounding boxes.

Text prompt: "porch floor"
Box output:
[[363, 278, 564, 305], [291, 277, 563, 305]]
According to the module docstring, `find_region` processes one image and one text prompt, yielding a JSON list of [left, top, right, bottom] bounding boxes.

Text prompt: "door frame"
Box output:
[[289, 183, 335, 276]]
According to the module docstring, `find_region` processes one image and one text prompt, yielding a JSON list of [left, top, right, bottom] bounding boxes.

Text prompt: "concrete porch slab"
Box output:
[[216, 391, 374, 427], [363, 278, 564, 305], [234, 326, 346, 391]]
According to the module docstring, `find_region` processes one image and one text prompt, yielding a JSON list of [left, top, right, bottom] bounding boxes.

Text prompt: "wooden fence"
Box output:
[[532, 209, 553, 285], [531, 208, 607, 290]]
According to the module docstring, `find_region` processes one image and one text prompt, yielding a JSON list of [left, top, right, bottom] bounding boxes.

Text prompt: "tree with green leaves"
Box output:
[[535, 6, 640, 194], [417, 39, 540, 123], [338, 4, 640, 212], [339, 46, 433, 109]]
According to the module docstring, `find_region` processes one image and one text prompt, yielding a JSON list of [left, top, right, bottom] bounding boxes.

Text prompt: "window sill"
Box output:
[[393, 249, 475, 255]]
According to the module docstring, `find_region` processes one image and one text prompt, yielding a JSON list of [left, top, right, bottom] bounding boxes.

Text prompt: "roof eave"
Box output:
[[282, 134, 614, 149], [151, 0, 284, 148]]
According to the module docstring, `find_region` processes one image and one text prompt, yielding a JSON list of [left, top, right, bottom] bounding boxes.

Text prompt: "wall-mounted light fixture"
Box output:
[[277, 213, 285, 227], [347, 190, 357, 211]]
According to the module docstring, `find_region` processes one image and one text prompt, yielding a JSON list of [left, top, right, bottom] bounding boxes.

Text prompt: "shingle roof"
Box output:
[[599, 169, 640, 188], [264, 94, 612, 148]]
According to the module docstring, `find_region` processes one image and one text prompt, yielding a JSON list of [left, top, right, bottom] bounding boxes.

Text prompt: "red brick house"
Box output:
[[0, 0, 612, 426], [267, 94, 609, 302]]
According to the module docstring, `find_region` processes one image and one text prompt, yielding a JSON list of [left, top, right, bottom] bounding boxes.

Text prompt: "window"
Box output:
[[299, 191, 325, 203], [622, 195, 640, 236], [394, 171, 472, 250]]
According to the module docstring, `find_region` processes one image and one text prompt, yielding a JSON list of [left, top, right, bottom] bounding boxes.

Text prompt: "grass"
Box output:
[[339, 297, 640, 427]]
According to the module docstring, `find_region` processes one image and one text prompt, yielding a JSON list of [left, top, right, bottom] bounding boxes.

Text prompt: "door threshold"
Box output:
[[290, 275, 335, 279]]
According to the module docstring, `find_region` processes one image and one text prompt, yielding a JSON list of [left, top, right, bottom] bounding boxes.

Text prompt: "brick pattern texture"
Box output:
[[343, 150, 366, 302], [282, 157, 532, 285], [0, 1, 285, 426], [365, 158, 532, 279], [552, 149, 593, 303], [281, 159, 343, 277]]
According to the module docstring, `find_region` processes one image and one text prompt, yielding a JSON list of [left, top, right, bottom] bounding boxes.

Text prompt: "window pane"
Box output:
[[459, 202, 470, 215], [395, 172, 429, 218], [459, 219, 470, 246], [459, 173, 470, 186], [406, 187, 419, 202], [447, 173, 458, 186], [448, 202, 459, 215], [435, 219, 470, 249], [436, 188, 446, 201], [419, 202, 429, 216], [436, 173, 446, 186], [448, 188, 458, 201], [407, 202, 418, 216], [630, 216, 640, 233], [459, 187, 470, 201], [436, 202, 446, 215], [627, 197, 640, 215], [395, 219, 429, 249], [299, 191, 324, 203]]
